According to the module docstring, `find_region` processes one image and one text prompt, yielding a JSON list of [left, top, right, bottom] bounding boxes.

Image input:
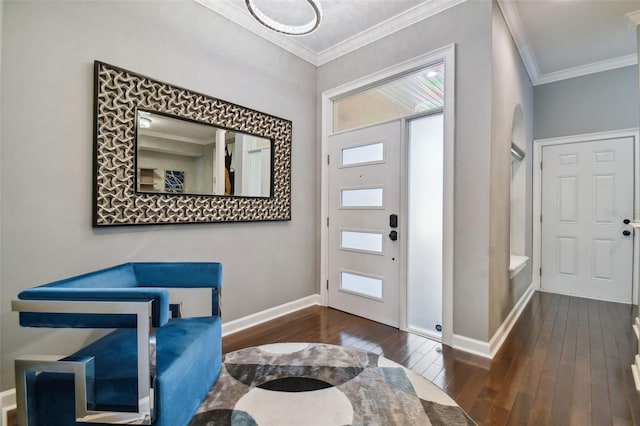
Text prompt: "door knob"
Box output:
[[624, 219, 631, 224], [389, 230, 398, 241], [623, 230, 632, 236]]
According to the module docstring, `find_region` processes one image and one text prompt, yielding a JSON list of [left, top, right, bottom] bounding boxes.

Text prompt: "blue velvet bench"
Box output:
[[12, 262, 222, 426]]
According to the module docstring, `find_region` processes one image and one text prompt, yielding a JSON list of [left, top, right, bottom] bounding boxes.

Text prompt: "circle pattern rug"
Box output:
[[189, 342, 476, 425]]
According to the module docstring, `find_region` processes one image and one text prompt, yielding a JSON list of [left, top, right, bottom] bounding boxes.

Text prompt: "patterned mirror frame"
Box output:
[[93, 61, 291, 226]]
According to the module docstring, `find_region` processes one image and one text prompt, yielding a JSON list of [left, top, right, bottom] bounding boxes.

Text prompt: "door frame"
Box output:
[[320, 44, 456, 346], [532, 128, 640, 304]]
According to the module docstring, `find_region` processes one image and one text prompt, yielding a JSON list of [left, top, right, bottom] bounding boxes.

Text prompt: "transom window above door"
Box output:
[[332, 62, 444, 133]]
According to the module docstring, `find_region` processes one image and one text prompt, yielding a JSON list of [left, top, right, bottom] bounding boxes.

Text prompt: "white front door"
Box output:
[[541, 137, 634, 303], [328, 121, 401, 327]]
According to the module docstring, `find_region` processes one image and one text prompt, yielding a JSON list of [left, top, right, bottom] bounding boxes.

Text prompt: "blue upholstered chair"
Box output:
[[12, 262, 222, 426]]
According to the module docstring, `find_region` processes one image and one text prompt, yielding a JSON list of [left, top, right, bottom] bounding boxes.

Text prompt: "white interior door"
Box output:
[[541, 137, 634, 303], [328, 121, 401, 327]]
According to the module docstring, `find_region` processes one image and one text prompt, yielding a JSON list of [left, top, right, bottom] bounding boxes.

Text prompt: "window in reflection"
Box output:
[[136, 110, 272, 197]]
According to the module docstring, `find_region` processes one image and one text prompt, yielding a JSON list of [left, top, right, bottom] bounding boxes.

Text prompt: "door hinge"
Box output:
[[540, 214, 542, 223], [539, 267, 542, 276], [326, 280, 329, 290], [327, 155, 330, 165], [326, 217, 329, 227], [540, 161, 543, 170]]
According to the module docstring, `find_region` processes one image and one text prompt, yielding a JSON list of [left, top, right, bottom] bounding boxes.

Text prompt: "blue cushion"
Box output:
[[29, 317, 222, 426], [154, 317, 222, 426]]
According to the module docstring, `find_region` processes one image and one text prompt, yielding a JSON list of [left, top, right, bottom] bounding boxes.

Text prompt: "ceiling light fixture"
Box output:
[[245, 0, 322, 36]]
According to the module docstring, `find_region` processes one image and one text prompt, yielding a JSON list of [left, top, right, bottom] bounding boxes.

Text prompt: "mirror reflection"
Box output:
[[136, 110, 272, 197]]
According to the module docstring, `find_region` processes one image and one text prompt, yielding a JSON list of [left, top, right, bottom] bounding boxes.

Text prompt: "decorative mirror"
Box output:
[[93, 61, 291, 226]]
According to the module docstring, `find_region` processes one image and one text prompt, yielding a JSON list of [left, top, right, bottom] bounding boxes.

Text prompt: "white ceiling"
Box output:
[[230, 0, 425, 52], [195, 0, 640, 85], [499, 0, 639, 85], [194, 0, 466, 64]]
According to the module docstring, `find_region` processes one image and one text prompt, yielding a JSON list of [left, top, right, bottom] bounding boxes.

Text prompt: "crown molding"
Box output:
[[499, 1, 638, 86], [627, 10, 640, 26], [316, 0, 466, 65], [497, 0, 542, 85], [193, 0, 318, 65], [535, 53, 638, 86], [194, 0, 466, 67]]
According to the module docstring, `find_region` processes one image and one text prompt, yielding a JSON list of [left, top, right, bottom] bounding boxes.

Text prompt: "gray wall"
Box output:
[[0, 0, 318, 390], [534, 65, 639, 140], [318, 0, 494, 341], [488, 3, 534, 337]]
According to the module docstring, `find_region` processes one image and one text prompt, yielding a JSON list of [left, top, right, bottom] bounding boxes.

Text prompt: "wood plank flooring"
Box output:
[[224, 291, 640, 425]]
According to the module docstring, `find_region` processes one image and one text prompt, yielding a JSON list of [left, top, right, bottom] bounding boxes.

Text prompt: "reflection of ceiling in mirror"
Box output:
[[138, 111, 218, 145], [138, 111, 271, 146]]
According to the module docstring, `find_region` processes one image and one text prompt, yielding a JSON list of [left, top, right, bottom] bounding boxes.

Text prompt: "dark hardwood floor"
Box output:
[[224, 291, 640, 425]]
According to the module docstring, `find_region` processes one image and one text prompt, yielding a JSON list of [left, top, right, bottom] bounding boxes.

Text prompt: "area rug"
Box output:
[[189, 342, 476, 425]]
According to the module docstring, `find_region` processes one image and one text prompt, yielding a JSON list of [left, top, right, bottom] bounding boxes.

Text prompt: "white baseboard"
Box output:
[[452, 284, 535, 359], [487, 284, 535, 358], [632, 354, 640, 391], [1, 389, 16, 426], [451, 334, 492, 358], [222, 294, 322, 336]]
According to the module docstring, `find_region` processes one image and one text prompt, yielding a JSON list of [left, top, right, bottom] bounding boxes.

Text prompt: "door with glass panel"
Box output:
[[328, 121, 401, 327]]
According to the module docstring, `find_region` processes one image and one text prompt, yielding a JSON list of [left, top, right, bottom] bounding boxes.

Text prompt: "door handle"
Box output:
[[389, 230, 398, 241], [390, 214, 398, 228], [623, 230, 632, 236], [624, 219, 631, 224]]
